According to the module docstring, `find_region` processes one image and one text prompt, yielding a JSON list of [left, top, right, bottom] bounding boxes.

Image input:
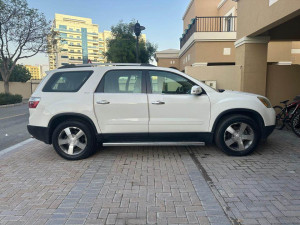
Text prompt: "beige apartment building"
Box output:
[[25, 65, 49, 80], [235, 0, 300, 105], [156, 0, 238, 71], [48, 14, 111, 70], [25, 65, 41, 80], [156, 0, 300, 105], [49, 14, 146, 70]]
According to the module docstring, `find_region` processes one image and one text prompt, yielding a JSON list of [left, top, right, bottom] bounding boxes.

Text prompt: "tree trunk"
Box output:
[[4, 80, 9, 94]]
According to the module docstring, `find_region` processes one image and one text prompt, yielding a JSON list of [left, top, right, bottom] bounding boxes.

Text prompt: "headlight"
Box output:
[[257, 97, 272, 108]]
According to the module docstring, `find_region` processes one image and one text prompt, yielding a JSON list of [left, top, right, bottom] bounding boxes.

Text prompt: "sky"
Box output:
[[20, 0, 190, 65]]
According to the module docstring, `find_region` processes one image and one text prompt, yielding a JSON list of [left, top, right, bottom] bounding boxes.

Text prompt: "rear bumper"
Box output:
[[261, 125, 275, 139], [27, 125, 51, 144]]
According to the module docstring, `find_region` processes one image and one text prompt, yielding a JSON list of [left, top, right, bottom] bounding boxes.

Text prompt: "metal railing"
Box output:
[[180, 16, 237, 48]]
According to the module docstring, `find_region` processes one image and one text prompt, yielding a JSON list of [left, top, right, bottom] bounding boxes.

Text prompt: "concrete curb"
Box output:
[[0, 101, 28, 108], [0, 138, 34, 158]]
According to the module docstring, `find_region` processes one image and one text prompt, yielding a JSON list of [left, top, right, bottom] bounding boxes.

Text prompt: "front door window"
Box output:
[[149, 71, 195, 95]]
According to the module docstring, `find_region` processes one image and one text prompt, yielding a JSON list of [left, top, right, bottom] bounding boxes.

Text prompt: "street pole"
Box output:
[[136, 35, 139, 63], [133, 21, 145, 64]]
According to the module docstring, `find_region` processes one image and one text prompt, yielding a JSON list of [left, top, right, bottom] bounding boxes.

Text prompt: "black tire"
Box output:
[[273, 106, 285, 130], [52, 120, 96, 160], [215, 114, 261, 156], [291, 111, 300, 137]]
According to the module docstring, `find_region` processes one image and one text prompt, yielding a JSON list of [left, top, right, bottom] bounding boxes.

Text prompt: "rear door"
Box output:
[[94, 70, 148, 135]]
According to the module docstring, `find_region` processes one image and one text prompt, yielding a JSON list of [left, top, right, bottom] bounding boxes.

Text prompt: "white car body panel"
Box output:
[[148, 94, 211, 132], [94, 93, 148, 133], [28, 66, 275, 139], [208, 91, 276, 130]]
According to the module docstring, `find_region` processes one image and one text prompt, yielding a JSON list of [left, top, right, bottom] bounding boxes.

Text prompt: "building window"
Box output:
[[225, 14, 233, 31], [59, 25, 67, 30], [61, 56, 68, 58]]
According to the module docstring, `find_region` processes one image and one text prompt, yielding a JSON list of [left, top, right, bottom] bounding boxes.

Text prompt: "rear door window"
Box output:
[[43, 71, 93, 92], [96, 70, 144, 93]]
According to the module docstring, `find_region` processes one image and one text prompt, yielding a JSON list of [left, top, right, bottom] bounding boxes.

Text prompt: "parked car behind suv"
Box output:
[[27, 64, 275, 160]]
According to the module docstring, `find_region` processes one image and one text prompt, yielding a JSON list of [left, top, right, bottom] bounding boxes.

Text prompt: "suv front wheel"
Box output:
[[52, 120, 96, 160], [215, 115, 260, 156]]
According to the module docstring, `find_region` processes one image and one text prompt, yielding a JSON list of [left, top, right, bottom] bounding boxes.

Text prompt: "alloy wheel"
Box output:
[[224, 122, 254, 151], [58, 127, 87, 155]]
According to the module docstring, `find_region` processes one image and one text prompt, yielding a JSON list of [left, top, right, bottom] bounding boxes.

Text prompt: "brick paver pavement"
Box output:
[[191, 129, 300, 225], [0, 130, 299, 225]]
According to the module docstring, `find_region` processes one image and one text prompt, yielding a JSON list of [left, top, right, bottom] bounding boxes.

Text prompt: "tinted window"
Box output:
[[149, 71, 195, 94], [96, 70, 143, 93], [43, 71, 93, 92]]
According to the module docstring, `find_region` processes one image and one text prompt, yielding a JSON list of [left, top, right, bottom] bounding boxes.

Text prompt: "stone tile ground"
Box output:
[[0, 130, 299, 225], [191, 129, 300, 225]]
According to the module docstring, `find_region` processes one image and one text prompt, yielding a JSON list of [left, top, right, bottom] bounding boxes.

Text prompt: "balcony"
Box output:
[[180, 16, 237, 48], [69, 44, 82, 48]]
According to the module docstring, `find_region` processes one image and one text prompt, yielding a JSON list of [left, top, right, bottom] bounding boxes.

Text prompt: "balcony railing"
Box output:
[[180, 16, 237, 48]]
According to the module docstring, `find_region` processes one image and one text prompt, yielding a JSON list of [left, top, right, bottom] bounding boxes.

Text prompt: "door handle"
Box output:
[[97, 100, 110, 105], [152, 101, 165, 105]]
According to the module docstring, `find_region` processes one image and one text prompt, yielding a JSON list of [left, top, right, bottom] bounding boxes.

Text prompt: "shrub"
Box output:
[[0, 93, 23, 105]]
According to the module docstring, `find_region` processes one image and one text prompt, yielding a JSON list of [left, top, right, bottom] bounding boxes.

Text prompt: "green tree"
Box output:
[[105, 21, 157, 63], [0, 0, 51, 93], [0, 60, 31, 82]]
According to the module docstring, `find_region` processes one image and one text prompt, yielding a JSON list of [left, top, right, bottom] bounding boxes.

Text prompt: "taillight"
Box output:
[[28, 97, 41, 108]]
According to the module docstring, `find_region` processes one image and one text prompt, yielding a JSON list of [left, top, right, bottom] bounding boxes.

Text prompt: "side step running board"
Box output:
[[102, 142, 205, 147]]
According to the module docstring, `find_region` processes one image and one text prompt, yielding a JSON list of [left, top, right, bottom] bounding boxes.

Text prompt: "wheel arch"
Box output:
[[48, 113, 98, 144], [212, 108, 265, 134]]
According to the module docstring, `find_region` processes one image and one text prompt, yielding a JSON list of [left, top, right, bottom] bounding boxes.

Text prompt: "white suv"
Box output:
[[27, 64, 275, 160]]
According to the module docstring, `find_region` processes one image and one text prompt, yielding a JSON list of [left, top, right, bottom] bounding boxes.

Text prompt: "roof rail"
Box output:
[[58, 63, 156, 69]]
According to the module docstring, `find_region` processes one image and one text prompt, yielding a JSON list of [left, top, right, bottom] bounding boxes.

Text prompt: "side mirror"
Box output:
[[191, 85, 203, 95]]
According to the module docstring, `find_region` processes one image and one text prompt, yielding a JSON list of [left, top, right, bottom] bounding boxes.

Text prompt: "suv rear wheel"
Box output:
[[52, 120, 96, 160], [215, 115, 260, 156]]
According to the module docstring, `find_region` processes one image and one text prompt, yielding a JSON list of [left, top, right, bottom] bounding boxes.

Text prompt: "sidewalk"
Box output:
[[0, 130, 299, 225]]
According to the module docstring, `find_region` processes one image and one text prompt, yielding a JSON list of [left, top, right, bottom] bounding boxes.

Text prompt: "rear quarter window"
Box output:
[[43, 71, 93, 92]]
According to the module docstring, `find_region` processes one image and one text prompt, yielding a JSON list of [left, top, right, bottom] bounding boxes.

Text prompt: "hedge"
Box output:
[[0, 93, 23, 106]]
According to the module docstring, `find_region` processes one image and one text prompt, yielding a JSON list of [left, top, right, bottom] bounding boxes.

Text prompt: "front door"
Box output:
[[94, 70, 148, 137], [147, 70, 211, 135]]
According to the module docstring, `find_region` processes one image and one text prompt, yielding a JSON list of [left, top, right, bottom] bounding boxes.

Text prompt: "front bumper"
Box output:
[[261, 125, 275, 139], [27, 125, 51, 144]]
